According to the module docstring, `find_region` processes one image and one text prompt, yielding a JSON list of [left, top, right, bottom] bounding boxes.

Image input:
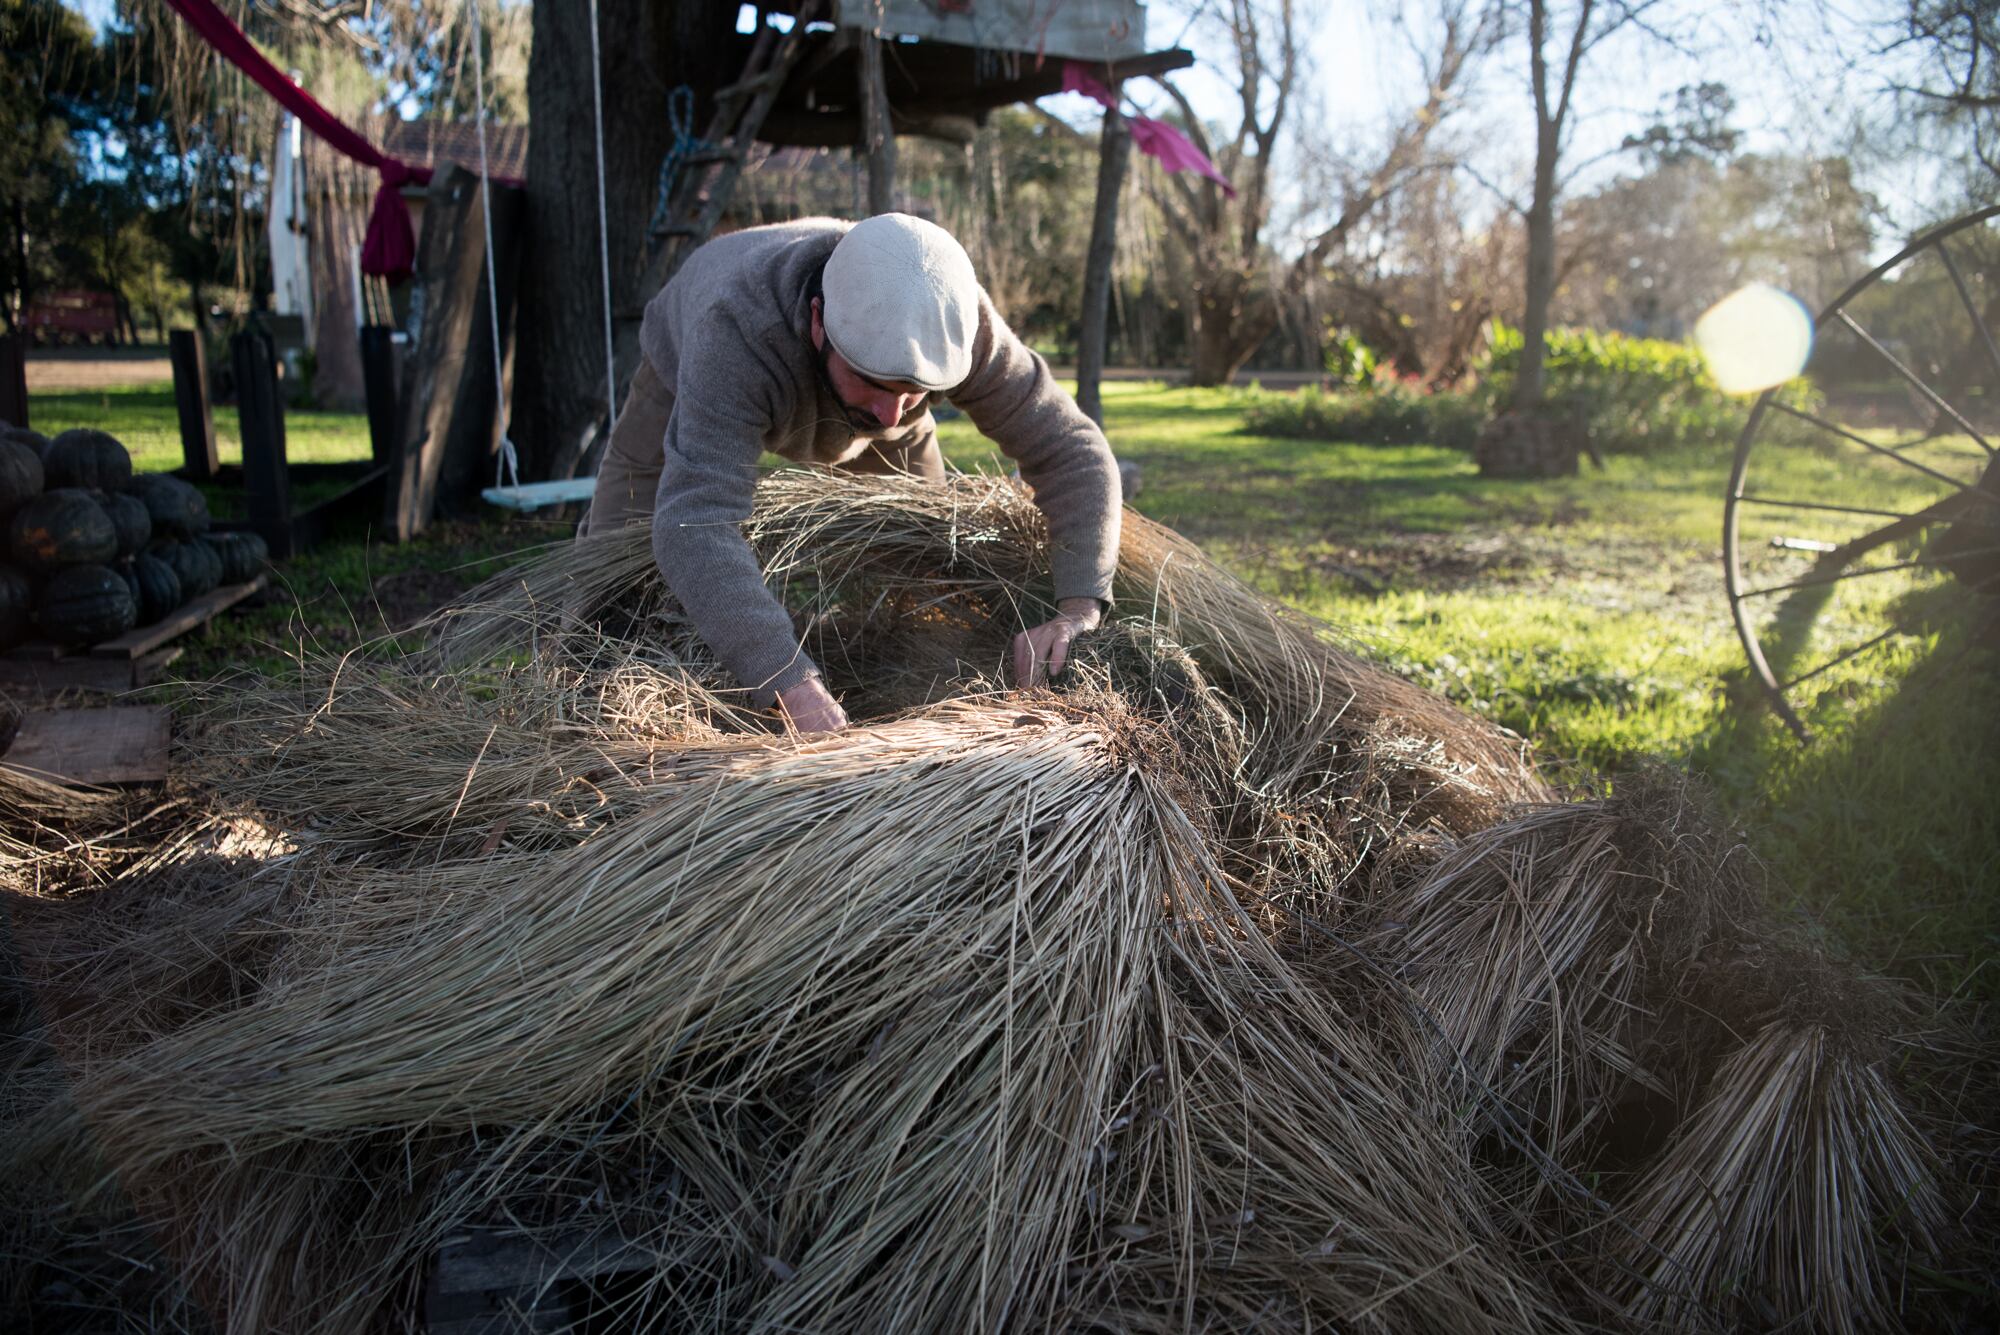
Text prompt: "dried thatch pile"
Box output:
[[0, 473, 1987, 1332]]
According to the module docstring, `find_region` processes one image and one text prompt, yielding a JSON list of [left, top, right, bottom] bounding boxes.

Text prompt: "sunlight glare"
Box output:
[[1694, 284, 1814, 394]]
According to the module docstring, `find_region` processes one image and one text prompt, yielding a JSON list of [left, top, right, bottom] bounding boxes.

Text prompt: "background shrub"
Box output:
[[1241, 325, 1821, 456], [1242, 384, 1483, 451], [1478, 323, 1820, 455]]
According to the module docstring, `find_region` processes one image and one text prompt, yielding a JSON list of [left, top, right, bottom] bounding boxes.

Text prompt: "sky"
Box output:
[[1039, 0, 1937, 253]]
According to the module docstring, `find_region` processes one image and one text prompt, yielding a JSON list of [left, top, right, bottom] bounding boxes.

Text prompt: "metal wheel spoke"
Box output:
[[1937, 242, 2000, 390], [1833, 311, 1996, 456], [1777, 627, 1907, 693], [1738, 557, 1934, 600], [1767, 401, 1998, 500], [1738, 494, 1920, 521]]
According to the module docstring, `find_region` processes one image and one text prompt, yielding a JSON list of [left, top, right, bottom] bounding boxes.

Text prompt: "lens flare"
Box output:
[[1694, 283, 1814, 394]]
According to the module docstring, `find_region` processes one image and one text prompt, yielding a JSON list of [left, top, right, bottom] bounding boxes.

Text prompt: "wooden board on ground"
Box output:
[[0, 646, 182, 693], [90, 572, 267, 659], [0, 705, 171, 784]]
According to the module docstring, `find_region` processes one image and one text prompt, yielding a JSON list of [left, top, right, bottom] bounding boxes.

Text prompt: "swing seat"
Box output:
[[481, 477, 599, 512]]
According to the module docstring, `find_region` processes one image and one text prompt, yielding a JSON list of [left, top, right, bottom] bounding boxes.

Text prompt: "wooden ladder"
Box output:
[[636, 0, 825, 303]]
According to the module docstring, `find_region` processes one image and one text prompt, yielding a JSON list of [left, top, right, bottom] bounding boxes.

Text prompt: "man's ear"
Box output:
[[809, 296, 825, 351]]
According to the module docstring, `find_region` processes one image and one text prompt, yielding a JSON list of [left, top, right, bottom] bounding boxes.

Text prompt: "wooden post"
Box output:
[[231, 331, 294, 557], [359, 325, 399, 467], [435, 181, 524, 513], [0, 333, 26, 429], [388, 164, 519, 540], [858, 34, 897, 215], [1077, 96, 1131, 428], [169, 330, 219, 479]]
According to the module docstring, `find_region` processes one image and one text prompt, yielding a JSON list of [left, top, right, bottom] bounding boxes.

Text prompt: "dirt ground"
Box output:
[[25, 348, 174, 392]]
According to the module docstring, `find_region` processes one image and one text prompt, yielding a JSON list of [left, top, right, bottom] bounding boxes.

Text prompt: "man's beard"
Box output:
[[814, 340, 900, 432]]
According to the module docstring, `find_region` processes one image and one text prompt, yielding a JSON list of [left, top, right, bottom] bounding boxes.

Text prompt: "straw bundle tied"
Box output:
[[0, 472, 1975, 1332]]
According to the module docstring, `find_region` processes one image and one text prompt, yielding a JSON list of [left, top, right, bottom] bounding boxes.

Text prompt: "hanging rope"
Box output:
[[469, 0, 520, 492], [648, 86, 714, 239], [587, 0, 620, 427]]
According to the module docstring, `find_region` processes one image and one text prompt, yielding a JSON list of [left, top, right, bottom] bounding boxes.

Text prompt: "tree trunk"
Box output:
[[1513, 0, 1561, 416], [1513, 133, 1559, 414], [513, 0, 695, 481], [1077, 104, 1131, 425], [1187, 267, 1277, 387]]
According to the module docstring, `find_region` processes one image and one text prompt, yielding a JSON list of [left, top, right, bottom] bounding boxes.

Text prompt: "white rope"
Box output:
[[469, 0, 519, 491], [587, 0, 619, 428]]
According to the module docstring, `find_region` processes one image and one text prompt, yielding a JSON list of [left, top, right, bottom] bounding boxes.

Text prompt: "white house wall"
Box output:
[[268, 109, 314, 344]]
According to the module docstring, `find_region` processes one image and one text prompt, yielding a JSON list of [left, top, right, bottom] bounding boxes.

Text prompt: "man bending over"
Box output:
[[583, 213, 1121, 734]]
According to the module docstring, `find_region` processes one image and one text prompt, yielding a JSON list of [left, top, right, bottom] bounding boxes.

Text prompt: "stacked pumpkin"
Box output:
[[0, 425, 268, 651]]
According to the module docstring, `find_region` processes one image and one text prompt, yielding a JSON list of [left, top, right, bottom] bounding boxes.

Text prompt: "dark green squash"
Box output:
[[126, 552, 181, 624], [236, 529, 270, 569], [190, 536, 227, 593], [0, 437, 43, 522], [209, 530, 270, 584], [43, 429, 133, 492], [35, 563, 137, 646], [8, 488, 117, 572], [0, 426, 50, 463], [154, 538, 219, 601], [126, 472, 211, 540], [0, 562, 31, 649], [101, 490, 152, 558]]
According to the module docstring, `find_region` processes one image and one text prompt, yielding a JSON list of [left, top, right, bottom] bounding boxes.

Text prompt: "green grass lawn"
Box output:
[[23, 377, 1999, 1007], [944, 383, 1998, 1006]]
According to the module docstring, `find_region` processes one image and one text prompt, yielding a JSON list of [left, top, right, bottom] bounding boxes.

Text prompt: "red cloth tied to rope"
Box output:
[[162, 0, 521, 283], [362, 162, 422, 284], [1061, 61, 1236, 199]]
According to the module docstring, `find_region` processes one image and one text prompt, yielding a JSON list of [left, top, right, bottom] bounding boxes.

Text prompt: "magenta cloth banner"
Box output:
[[161, 0, 522, 282], [1060, 61, 1236, 198]]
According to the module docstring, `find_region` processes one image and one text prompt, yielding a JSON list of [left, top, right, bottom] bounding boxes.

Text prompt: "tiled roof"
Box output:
[[379, 120, 530, 182]]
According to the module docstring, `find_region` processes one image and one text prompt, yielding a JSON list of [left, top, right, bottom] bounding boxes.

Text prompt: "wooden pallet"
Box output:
[[0, 573, 267, 692]]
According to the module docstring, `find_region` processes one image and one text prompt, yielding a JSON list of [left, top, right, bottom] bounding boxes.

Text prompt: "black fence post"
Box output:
[[0, 334, 27, 430], [359, 325, 399, 468], [231, 332, 293, 558], [170, 330, 219, 480]]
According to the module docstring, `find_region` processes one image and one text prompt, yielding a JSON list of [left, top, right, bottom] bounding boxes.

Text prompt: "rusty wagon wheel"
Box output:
[[1724, 206, 2000, 741]]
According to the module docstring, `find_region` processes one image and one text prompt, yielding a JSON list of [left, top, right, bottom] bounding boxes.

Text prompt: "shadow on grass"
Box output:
[[1690, 611, 2000, 1004]]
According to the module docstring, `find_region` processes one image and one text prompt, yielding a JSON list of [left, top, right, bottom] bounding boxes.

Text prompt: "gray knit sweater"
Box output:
[[638, 218, 1121, 703]]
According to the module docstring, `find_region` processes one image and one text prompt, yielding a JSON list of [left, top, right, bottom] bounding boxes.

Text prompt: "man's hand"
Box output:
[[1010, 597, 1103, 688], [777, 676, 850, 734]]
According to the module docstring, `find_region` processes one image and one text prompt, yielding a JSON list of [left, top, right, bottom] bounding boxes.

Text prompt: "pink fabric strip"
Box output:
[[161, 0, 523, 281], [1060, 61, 1235, 198]]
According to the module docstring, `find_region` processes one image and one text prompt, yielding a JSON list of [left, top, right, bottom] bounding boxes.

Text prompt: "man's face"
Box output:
[[810, 297, 929, 432]]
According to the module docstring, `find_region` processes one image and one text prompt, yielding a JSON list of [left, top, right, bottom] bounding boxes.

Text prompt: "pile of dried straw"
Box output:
[[1, 472, 1984, 1332]]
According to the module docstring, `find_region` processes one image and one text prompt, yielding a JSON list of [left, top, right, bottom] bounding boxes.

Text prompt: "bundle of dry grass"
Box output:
[[1, 472, 1970, 1333]]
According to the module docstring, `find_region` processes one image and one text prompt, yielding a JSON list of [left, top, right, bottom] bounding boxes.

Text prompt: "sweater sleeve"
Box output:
[[650, 317, 819, 708], [947, 293, 1121, 607]]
